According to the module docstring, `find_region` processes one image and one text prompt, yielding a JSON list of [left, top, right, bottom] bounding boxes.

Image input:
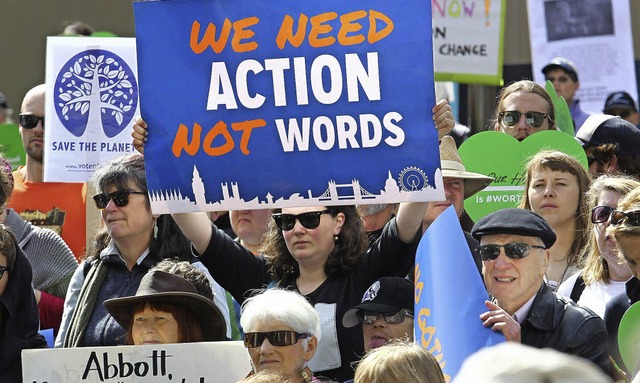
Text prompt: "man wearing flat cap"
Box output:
[[471, 208, 611, 376]]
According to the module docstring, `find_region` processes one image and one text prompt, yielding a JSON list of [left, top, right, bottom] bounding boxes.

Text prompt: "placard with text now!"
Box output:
[[133, 0, 443, 213]]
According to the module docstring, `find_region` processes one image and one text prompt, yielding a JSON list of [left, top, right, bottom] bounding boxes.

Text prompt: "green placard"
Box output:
[[0, 123, 26, 170], [458, 130, 587, 222], [545, 80, 574, 135], [618, 301, 640, 374]]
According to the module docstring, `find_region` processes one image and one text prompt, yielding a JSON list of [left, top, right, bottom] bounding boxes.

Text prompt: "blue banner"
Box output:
[[133, 0, 443, 213], [414, 206, 503, 381]]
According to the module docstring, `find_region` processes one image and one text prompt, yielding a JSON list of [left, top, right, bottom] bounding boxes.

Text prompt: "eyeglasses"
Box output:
[[476, 242, 546, 261], [272, 210, 332, 231], [591, 205, 615, 224], [611, 210, 640, 226], [498, 111, 550, 129], [546, 76, 570, 83], [243, 330, 311, 348], [357, 309, 414, 325], [19, 113, 45, 129], [93, 190, 147, 209], [0, 265, 8, 279]]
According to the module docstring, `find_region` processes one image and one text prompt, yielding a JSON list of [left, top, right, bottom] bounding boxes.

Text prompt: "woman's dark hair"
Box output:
[[125, 301, 204, 344], [87, 154, 192, 262], [0, 225, 17, 271], [262, 206, 368, 280]]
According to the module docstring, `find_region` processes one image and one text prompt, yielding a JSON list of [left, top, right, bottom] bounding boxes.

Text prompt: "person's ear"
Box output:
[[334, 212, 345, 235], [303, 336, 318, 362], [605, 155, 619, 173], [540, 248, 550, 277]]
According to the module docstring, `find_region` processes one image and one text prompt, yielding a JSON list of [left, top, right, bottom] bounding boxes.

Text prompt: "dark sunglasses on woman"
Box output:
[[272, 210, 332, 231], [591, 205, 615, 224], [243, 330, 311, 348], [476, 242, 546, 261], [19, 113, 45, 129], [93, 190, 147, 209], [498, 111, 550, 128], [611, 210, 640, 226]]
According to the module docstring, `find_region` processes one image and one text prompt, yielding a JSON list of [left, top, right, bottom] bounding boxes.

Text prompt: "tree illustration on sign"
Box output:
[[54, 49, 138, 138]]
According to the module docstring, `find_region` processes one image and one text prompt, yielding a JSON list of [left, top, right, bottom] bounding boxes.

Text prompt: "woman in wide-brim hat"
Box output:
[[104, 270, 226, 344]]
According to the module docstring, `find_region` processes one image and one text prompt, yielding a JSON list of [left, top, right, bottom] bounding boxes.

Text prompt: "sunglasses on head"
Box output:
[[272, 209, 332, 231], [546, 75, 570, 84], [476, 242, 546, 261], [610, 210, 640, 226], [19, 113, 45, 129], [591, 205, 615, 224], [357, 309, 413, 325], [93, 190, 147, 209], [243, 330, 311, 348], [499, 111, 549, 129]]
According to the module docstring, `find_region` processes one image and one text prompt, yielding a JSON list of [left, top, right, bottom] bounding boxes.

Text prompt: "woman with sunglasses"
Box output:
[[131, 101, 453, 381], [55, 153, 231, 347], [240, 289, 323, 383], [557, 175, 639, 318], [603, 187, 640, 377], [519, 150, 592, 291], [492, 80, 557, 141]]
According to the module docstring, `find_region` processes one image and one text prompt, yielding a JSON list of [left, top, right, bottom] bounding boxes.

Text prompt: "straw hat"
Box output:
[[440, 136, 494, 199], [104, 270, 227, 341]]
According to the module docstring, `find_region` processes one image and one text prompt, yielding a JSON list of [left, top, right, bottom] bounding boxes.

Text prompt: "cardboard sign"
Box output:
[[44, 37, 140, 182], [133, 0, 444, 214], [433, 0, 506, 85], [22, 341, 251, 383], [458, 130, 587, 222]]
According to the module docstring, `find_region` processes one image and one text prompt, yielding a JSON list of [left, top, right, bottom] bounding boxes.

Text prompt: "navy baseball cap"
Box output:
[[342, 277, 413, 328], [471, 208, 556, 249], [604, 91, 637, 113]]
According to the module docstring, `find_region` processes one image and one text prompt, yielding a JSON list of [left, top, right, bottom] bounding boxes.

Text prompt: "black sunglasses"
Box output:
[[19, 113, 45, 130], [358, 309, 413, 325], [0, 265, 8, 280], [243, 330, 311, 348], [476, 242, 546, 261], [498, 111, 549, 128], [93, 190, 147, 209], [611, 210, 640, 226], [591, 205, 615, 224], [272, 210, 332, 231]]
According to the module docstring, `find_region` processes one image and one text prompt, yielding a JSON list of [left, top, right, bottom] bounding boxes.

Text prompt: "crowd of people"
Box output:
[[2, 24, 640, 382]]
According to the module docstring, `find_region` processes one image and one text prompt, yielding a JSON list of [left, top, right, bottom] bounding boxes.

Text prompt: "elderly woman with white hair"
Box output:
[[241, 289, 322, 383]]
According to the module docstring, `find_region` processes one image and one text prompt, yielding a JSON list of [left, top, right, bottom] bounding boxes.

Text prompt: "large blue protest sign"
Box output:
[[415, 206, 503, 381], [133, 0, 443, 213]]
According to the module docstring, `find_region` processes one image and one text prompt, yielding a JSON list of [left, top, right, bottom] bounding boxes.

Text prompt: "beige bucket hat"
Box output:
[[440, 136, 494, 199]]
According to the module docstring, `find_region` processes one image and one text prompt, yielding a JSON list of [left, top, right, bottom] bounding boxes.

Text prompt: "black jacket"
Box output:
[[604, 277, 640, 375], [521, 283, 610, 375], [0, 243, 48, 382]]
